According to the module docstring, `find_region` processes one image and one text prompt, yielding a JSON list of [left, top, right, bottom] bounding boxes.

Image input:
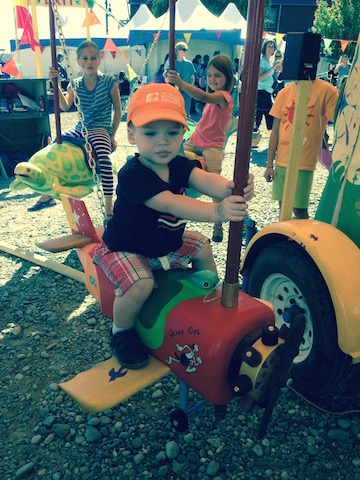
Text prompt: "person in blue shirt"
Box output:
[[334, 54, 351, 88], [255, 39, 282, 132]]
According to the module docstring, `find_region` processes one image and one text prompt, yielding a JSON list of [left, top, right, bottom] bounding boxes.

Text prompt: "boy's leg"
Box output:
[[191, 240, 218, 278], [110, 279, 154, 369], [113, 279, 154, 330], [93, 245, 155, 369]]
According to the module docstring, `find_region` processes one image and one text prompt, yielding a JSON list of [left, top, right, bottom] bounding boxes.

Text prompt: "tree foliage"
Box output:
[[312, 0, 360, 60]]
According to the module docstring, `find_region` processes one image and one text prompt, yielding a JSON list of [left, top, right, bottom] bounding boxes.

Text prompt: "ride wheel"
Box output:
[[247, 240, 360, 396]]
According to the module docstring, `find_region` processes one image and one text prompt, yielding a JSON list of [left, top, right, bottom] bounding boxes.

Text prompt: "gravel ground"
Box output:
[[1, 112, 360, 480]]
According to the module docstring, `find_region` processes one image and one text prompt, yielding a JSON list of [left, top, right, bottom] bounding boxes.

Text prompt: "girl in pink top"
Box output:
[[168, 54, 234, 242]]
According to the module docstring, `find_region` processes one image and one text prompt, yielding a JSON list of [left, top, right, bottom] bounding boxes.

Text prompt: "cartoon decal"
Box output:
[[108, 366, 127, 382], [166, 343, 202, 373]]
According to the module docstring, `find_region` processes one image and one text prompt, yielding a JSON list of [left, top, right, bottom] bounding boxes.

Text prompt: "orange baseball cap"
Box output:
[[127, 83, 189, 130]]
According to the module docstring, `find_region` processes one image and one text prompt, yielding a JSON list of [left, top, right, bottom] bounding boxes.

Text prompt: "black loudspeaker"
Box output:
[[281, 32, 322, 81]]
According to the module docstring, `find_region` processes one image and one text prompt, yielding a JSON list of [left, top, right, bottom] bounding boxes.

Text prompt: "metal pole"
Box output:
[[49, 0, 62, 144], [169, 0, 175, 71], [221, 0, 266, 307]]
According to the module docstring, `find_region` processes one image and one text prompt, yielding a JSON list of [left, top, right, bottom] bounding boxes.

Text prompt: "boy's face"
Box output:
[[127, 120, 185, 170], [77, 47, 101, 74]]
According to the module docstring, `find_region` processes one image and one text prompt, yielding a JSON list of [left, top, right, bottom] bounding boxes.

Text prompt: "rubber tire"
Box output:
[[247, 241, 356, 396], [170, 409, 189, 432]]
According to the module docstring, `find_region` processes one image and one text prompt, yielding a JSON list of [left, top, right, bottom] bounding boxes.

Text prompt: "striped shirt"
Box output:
[[72, 74, 115, 133]]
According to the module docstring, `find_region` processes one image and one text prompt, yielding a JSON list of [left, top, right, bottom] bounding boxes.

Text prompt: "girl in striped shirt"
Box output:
[[48, 41, 121, 218]]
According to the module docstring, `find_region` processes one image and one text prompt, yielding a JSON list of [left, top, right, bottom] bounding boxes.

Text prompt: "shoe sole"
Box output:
[[111, 348, 149, 370], [115, 357, 149, 370]]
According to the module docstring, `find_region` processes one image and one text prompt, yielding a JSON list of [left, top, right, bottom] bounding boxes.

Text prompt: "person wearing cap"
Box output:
[[164, 41, 195, 118], [93, 83, 254, 370]]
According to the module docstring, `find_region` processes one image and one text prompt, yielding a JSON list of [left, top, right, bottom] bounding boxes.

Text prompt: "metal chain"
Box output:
[[51, 0, 107, 224]]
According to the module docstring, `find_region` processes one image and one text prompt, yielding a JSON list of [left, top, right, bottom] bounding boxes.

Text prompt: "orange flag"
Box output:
[[340, 40, 350, 52], [1, 57, 22, 78], [102, 37, 121, 54], [82, 9, 101, 27]]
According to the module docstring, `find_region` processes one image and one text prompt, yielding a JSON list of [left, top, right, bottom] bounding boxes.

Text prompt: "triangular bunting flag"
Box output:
[[153, 33, 159, 44], [1, 56, 22, 78], [19, 23, 43, 52], [82, 9, 101, 28], [102, 37, 120, 54], [323, 38, 332, 50], [14, 0, 29, 29], [184, 33, 191, 44], [275, 33, 284, 45], [215, 31, 222, 42], [340, 40, 350, 52], [127, 64, 137, 81], [86, 0, 95, 7]]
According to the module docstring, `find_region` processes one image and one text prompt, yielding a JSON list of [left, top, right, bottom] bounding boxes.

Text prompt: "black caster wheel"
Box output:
[[170, 408, 189, 432]]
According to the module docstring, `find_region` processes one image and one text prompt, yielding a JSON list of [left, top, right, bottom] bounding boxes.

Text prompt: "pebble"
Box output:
[[84, 425, 102, 443], [166, 440, 180, 459]]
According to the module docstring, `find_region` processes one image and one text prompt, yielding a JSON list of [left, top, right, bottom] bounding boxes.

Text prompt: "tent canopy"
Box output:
[[127, 0, 246, 46]]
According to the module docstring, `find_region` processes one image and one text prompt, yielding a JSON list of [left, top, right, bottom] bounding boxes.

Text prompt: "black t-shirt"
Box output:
[[103, 154, 201, 257]]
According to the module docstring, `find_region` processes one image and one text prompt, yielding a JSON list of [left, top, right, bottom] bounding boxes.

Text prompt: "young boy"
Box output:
[[94, 83, 254, 369]]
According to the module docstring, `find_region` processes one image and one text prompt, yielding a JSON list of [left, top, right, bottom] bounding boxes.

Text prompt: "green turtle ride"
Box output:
[[9, 139, 101, 199]]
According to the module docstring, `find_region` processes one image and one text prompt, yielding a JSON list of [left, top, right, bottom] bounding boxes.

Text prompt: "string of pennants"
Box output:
[[0, 1, 141, 82], [264, 31, 357, 52]]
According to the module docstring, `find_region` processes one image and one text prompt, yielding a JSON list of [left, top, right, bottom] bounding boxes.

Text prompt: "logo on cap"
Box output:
[[145, 92, 182, 107]]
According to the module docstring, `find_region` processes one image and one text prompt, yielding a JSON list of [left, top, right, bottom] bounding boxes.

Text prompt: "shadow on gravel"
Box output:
[[250, 149, 267, 167]]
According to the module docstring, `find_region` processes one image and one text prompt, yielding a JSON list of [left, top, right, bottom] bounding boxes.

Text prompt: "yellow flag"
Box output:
[[275, 33, 284, 46], [13, 0, 28, 6], [127, 64, 137, 81], [183, 33, 191, 44]]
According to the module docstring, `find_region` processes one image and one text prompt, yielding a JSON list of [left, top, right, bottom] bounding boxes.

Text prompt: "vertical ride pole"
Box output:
[[221, 0, 266, 307], [49, 0, 62, 144], [168, 0, 176, 72]]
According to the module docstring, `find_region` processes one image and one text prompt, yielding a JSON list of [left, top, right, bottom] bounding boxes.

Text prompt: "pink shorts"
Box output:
[[93, 231, 208, 297]]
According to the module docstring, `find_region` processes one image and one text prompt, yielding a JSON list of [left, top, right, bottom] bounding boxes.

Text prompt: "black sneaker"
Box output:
[[110, 328, 149, 369]]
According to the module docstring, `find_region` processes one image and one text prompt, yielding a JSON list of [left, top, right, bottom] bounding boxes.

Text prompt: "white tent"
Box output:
[[126, 0, 246, 82], [128, 0, 245, 46], [219, 3, 247, 40]]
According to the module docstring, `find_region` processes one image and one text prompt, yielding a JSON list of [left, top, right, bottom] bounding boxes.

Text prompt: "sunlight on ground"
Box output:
[[66, 293, 99, 322]]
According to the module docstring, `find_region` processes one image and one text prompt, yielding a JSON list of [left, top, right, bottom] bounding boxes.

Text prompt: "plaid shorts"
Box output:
[[93, 231, 208, 297]]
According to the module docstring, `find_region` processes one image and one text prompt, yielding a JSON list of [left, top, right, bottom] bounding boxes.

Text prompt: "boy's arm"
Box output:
[[189, 167, 254, 201], [265, 118, 280, 182], [144, 190, 248, 224]]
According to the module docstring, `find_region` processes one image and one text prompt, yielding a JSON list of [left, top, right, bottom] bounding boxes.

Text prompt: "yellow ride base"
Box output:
[[60, 355, 171, 412]]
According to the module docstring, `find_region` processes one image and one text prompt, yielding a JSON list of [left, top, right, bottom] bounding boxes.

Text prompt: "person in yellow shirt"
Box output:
[[264, 78, 338, 219]]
